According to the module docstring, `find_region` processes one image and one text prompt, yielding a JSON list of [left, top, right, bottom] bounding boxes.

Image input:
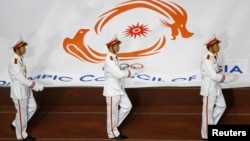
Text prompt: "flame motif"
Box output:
[[63, 0, 193, 63]]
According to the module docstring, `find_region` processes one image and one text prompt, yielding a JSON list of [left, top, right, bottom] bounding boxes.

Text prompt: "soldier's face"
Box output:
[[19, 46, 26, 54], [213, 44, 220, 53], [113, 44, 120, 52], [210, 43, 220, 54]]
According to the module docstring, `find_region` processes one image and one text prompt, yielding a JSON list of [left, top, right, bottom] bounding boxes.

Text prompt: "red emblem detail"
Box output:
[[14, 58, 18, 64], [206, 55, 210, 60]]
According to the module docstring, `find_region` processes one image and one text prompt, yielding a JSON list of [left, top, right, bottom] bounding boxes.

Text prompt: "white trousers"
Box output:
[[12, 94, 37, 140], [201, 94, 226, 139], [106, 94, 132, 138]]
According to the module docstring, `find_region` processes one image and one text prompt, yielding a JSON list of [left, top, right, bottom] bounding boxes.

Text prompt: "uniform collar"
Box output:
[[208, 51, 216, 57], [14, 53, 21, 59], [108, 51, 117, 58], [14, 53, 23, 61], [207, 51, 218, 60]]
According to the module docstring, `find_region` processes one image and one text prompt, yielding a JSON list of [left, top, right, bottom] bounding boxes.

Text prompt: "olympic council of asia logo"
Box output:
[[63, 0, 193, 63]]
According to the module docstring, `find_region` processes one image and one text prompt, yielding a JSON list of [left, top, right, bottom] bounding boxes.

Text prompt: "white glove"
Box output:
[[119, 63, 130, 70], [32, 82, 44, 92]]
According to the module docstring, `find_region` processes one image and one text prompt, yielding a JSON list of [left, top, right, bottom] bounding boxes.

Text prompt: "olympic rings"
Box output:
[[120, 63, 144, 70]]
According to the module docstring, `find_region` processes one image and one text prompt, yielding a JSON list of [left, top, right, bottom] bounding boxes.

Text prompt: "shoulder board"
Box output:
[[206, 54, 210, 60], [14, 58, 18, 64], [110, 56, 113, 61]]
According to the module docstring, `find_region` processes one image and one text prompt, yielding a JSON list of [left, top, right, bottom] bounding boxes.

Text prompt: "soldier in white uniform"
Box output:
[[8, 37, 44, 141], [200, 36, 237, 140], [103, 36, 137, 140]]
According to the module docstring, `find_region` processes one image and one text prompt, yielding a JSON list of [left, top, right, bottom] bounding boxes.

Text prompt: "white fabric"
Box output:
[[0, 0, 250, 88]]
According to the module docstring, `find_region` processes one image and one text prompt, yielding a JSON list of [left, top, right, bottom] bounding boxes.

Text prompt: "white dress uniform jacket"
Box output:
[[8, 54, 35, 99], [200, 51, 233, 96], [103, 51, 135, 97]]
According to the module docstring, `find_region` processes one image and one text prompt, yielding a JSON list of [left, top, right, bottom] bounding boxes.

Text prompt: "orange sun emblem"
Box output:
[[124, 23, 150, 38]]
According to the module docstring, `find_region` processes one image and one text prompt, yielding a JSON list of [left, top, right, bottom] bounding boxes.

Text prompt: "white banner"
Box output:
[[0, 0, 249, 88]]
